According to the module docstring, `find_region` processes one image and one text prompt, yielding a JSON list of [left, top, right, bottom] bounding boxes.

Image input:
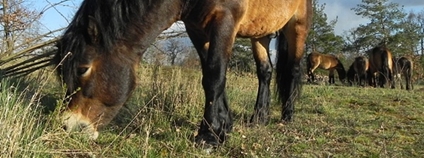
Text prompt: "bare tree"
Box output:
[[1, 0, 40, 55], [164, 38, 186, 65], [0, 0, 73, 78]]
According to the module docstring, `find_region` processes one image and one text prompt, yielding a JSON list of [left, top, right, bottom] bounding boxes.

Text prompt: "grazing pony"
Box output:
[[393, 57, 414, 90], [306, 52, 346, 84], [367, 46, 395, 88], [53, 0, 312, 146], [347, 56, 369, 86]]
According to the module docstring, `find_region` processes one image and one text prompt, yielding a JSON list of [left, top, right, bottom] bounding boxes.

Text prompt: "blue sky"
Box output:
[[320, 0, 424, 35], [37, 0, 82, 33], [38, 0, 424, 36]]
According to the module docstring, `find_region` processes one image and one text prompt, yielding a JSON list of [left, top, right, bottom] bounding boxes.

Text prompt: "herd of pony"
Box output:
[[306, 46, 414, 90]]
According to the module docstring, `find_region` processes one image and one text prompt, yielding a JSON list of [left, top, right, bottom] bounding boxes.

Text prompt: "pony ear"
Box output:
[[87, 16, 99, 43]]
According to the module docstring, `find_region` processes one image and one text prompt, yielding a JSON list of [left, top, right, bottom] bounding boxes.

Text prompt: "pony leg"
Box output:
[[250, 37, 272, 124], [329, 69, 335, 84], [307, 70, 313, 83], [185, 24, 233, 146], [390, 69, 395, 89], [400, 73, 405, 89], [362, 73, 367, 87], [405, 68, 411, 90], [276, 13, 310, 122], [367, 71, 373, 87], [308, 71, 316, 83], [306, 61, 315, 83]]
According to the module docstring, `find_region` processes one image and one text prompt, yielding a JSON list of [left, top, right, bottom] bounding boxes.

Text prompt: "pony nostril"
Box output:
[[62, 125, 68, 131]]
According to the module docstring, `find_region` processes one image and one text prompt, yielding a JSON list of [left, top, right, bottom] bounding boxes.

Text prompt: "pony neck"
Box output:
[[124, 0, 186, 53]]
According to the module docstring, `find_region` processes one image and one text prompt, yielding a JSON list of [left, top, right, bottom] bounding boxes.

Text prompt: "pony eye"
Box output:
[[77, 67, 90, 76]]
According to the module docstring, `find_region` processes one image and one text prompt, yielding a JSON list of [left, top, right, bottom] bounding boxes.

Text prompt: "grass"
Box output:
[[1, 64, 423, 157]]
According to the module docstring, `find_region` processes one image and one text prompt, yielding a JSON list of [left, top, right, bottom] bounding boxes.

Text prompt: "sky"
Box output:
[[37, 0, 424, 36], [320, 0, 424, 35], [36, 0, 82, 33]]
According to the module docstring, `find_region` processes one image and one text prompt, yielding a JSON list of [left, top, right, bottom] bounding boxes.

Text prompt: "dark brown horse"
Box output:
[[393, 56, 414, 90], [347, 56, 369, 86], [367, 46, 395, 88], [306, 52, 346, 84], [54, 0, 312, 146]]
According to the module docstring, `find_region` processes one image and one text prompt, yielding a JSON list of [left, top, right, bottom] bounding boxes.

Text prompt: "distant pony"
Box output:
[[367, 46, 394, 88], [306, 52, 346, 84], [347, 56, 369, 86], [393, 57, 414, 90]]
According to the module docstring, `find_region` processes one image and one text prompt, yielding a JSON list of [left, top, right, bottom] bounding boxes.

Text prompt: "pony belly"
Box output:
[[237, 1, 300, 37]]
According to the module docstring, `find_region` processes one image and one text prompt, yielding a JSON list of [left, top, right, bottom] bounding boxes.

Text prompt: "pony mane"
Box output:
[[54, 0, 151, 91]]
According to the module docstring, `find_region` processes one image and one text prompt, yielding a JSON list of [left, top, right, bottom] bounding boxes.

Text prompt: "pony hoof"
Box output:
[[281, 116, 293, 123], [249, 115, 269, 125], [195, 142, 216, 155], [195, 133, 221, 150], [195, 139, 218, 154]]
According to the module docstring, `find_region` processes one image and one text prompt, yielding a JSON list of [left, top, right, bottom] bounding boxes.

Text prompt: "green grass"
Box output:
[[1, 64, 423, 157]]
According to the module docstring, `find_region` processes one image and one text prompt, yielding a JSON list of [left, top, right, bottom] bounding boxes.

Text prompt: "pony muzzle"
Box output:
[[62, 111, 99, 140]]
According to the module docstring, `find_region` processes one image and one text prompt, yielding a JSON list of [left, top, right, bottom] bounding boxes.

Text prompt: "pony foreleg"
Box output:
[[196, 56, 233, 146], [307, 69, 315, 83], [186, 25, 233, 147]]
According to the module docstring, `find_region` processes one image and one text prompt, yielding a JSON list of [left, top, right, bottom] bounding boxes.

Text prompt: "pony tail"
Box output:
[[275, 33, 288, 101], [274, 32, 302, 108]]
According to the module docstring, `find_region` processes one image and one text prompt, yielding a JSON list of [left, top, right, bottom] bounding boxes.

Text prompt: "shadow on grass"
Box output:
[[107, 103, 199, 141], [0, 76, 59, 114]]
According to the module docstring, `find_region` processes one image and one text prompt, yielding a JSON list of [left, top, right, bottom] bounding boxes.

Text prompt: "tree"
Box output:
[[164, 38, 186, 65], [414, 9, 424, 56], [389, 11, 422, 57], [0, 0, 45, 55], [0, 0, 72, 78], [229, 38, 255, 73], [349, 0, 406, 52], [306, 0, 344, 54], [343, 28, 363, 56], [180, 47, 200, 68]]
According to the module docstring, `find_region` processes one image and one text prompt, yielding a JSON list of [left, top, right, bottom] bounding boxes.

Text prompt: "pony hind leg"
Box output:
[[361, 72, 367, 87], [389, 68, 395, 89], [404, 67, 412, 90], [250, 37, 272, 124], [328, 69, 335, 84], [306, 60, 316, 83]]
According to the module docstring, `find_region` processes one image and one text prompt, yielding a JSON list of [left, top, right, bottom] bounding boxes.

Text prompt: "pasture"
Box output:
[[0, 64, 423, 157]]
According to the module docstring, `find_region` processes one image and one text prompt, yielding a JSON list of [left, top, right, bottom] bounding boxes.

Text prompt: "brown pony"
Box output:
[[367, 46, 395, 88], [347, 56, 369, 86], [54, 0, 312, 146], [393, 56, 414, 90], [306, 52, 346, 84]]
